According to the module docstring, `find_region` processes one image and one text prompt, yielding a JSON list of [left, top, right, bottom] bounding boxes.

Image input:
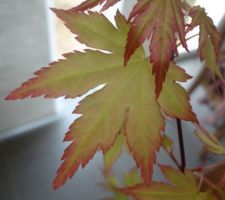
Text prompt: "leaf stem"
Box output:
[[176, 33, 199, 48], [169, 151, 182, 170], [176, 119, 186, 173]]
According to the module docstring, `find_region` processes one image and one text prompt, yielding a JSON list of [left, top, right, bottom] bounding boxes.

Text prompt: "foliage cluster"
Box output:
[[6, 0, 225, 199]]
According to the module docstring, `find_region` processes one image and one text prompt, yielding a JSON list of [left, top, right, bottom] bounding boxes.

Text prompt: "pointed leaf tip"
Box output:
[[187, 6, 221, 78], [159, 63, 198, 123], [121, 166, 217, 200], [125, 0, 188, 96], [70, 0, 122, 12], [7, 9, 197, 189]]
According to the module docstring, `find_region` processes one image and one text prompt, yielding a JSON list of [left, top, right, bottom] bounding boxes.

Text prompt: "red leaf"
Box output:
[[124, 0, 188, 97], [71, 0, 121, 12], [187, 6, 221, 77]]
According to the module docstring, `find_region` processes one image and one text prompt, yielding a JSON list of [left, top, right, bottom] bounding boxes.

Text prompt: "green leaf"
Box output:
[[195, 131, 225, 155], [6, 10, 196, 189], [104, 181, 129, 200], [121, 166, 217, 200], [161, 135, 173, 152], [52, 9, 126, 52], [123, 168, 141, 187], [103, 168, 141, 200], [7, 10, 163, 188], [125, 0, 188, 96], [104, 134, 125, 176], [158, 63, 198, 122]]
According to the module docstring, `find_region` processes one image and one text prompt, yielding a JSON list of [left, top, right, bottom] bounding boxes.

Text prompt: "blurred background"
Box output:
[[0, 0, 225, 199]]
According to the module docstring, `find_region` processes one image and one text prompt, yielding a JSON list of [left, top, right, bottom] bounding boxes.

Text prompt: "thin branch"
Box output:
[[164, 148, 181, 170], [176, 33, 199, 48], [169, 151, 182, 170], [176, 119, 186, 173]]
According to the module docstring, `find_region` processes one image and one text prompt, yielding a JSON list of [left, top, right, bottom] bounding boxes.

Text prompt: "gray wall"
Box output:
[[0, 0, 55, 133]]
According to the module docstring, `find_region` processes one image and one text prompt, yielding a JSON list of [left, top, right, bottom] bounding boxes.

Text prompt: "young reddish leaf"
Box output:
[[104, 133, 125, 176], [121, 166, 217, 200], [101, 0, 121, 11], [7, 11, 164, 188], [158, 63, 198, 123], [71, 0, 121, 12], [124, 0, 188, 96], [127, 0, 149, 22], [187, 6, 221, 77]]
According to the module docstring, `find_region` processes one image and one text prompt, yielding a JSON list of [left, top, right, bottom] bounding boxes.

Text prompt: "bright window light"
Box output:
[[178, 0, 225, 54]]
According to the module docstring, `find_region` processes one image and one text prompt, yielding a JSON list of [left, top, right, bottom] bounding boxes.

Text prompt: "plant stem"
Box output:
[[176, 119, 186, 173], [169, 151, 182, 170], [176, 33, 199, 47]]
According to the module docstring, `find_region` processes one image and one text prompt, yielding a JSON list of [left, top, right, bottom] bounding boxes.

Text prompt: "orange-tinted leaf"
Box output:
[[158, 63, 198, 122], [6, 9, 196, 190], [125, 0, 188, 96], [7, 11, 164, 188], [187, 6, 221, 77], [5, 51, 115, 100], [71, 0, 121, 11], [121, 166, 217, 200]]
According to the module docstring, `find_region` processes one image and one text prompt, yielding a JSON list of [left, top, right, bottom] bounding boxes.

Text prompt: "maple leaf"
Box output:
[[103, 133, 125, 176], [187, 6, 221, 77], [51, 8, 130, 53], [6, 10, 196, 189], [71, 0, 121, 11], [6, 10, 164, 188], [121, 165, 217, 200], [158, 63, 198, 122], [127, 0, 149, 22], [124, 0, 188, 97]]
